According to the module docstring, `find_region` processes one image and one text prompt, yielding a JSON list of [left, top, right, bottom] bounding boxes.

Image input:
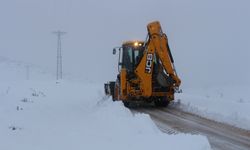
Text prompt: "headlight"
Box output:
[[134, 42, 139, 47]]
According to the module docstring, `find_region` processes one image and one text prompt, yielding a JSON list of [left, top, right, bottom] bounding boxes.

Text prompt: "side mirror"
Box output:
[[113, 48, 116, 55]]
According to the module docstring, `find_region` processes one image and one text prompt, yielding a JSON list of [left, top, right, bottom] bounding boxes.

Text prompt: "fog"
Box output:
[[0, 0, 249, 88]]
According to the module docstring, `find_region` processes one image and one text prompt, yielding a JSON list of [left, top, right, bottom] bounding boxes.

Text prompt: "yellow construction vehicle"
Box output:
[[104, 21, 181, 107]]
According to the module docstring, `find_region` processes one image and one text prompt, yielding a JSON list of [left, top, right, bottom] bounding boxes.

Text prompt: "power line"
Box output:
[[52, 30, 66, 80]]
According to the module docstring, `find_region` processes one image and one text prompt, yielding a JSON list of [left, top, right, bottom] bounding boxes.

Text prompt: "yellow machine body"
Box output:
[[105, 21, 181, 107]]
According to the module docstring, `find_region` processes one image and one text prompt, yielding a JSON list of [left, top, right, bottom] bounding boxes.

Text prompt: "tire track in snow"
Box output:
[[131, 106, 250, 150]]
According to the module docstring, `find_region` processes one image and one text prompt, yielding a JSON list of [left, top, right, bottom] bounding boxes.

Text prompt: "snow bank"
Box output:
[[176, 85, 250, 130], [0, 81, 211, 150]]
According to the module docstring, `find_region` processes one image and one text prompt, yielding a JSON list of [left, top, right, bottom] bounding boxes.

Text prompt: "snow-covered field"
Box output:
[[0, 59, 211, 150], [0, 81, 211, 150], [177, 85, 250, 130], [1, 56, 250, 150]]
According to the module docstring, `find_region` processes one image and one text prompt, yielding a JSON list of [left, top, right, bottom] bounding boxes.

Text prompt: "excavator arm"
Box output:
[[134, 21, 181, 98], [147, 21, 181, 87]]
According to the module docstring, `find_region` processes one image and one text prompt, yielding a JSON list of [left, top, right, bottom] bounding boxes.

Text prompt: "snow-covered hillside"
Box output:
[[0, 58, 211, 150]]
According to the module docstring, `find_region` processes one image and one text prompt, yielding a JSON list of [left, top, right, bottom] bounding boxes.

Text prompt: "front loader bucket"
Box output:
[[104, 82, 115, 96]]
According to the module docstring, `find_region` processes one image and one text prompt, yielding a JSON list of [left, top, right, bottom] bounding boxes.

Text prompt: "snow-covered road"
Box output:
[[132, 106, 250, 150]]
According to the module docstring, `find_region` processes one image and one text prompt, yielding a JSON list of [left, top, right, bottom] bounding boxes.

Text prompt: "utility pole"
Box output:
[[26, 65, 30, 80], [52, 30, 66, 80]]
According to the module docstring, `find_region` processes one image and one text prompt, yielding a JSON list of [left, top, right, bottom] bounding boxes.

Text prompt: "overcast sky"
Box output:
[[0, 0, 249, 88]]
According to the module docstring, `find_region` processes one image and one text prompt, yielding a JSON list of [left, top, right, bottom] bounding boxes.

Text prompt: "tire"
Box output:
[[123, 101, 131, 108], [154, 97, 169, 107]]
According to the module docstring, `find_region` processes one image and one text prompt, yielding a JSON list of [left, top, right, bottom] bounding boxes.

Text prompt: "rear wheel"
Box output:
[[154, 97, 169, 107], [123, 101, 131, 108]]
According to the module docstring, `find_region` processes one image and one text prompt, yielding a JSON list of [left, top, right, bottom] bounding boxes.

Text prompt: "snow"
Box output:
[[0, 56, 54, 81], [176, 85, 250, 130], [0, 60, 211, 150]]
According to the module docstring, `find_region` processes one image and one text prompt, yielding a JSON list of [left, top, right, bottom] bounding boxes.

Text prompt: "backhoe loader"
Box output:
[[104, 21, 181, 107]]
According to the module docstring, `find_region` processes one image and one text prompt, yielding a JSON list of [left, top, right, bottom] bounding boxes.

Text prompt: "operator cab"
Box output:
[[120, 41, 144, 72]]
